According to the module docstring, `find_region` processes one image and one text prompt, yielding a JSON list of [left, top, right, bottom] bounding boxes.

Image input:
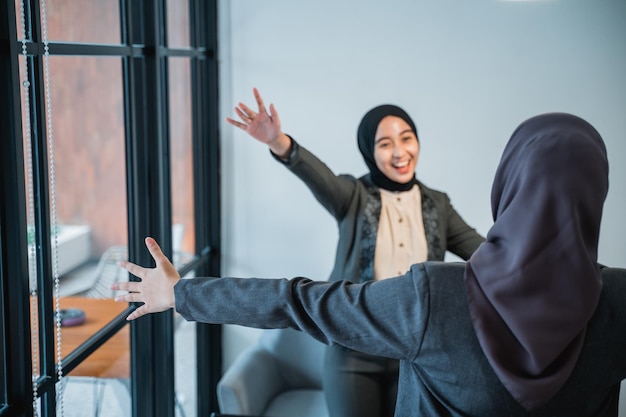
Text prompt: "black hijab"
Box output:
[[465, 113, 609, 410], [357, 104, 419, 192]]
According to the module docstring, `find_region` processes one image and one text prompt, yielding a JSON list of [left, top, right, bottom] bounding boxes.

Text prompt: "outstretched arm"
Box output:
[[112, 237, 180, 320], [226, 87, 292, 158], [112, 238, 426, 360]]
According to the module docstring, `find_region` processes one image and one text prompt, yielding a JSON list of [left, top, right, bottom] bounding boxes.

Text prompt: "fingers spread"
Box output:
[[269, 103, 280, 125], [111, 281, 139, 292], [239, 102, 256, 118], [234, 107, 249, 123], [253, 88, 267, 114], [118, 260, 145, 279], [114, 291, 140, 303], [145, 237, 168, 266], [226, 117, 245, 129], [126, 308, 143, 321]]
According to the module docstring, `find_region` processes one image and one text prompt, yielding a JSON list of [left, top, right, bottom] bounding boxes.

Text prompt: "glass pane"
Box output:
[[56, 376, 130, 415], [21, 53, 130, 413], [45, 0, 121, 44], [47, 55, 127, 295], [43, 55, 128, 383], [58, 298, 130, 377], [167, 0, 190, 48], [169, 57, 195, 268]]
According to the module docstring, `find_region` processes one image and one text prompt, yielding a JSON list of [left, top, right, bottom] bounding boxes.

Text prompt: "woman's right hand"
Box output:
[[226, 88, 292, 158]]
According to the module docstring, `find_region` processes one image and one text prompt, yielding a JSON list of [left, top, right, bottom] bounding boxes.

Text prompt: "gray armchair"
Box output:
[[216, 328, 329, 417]]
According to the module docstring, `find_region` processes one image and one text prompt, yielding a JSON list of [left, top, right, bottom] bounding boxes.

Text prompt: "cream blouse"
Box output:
[[373, 185, 428, 280]]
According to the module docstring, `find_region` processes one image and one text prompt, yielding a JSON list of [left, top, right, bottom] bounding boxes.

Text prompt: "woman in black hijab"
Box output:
[[115, 112, 626, 416], [465, 112, 609, 410], [225, 88, 484, 417]]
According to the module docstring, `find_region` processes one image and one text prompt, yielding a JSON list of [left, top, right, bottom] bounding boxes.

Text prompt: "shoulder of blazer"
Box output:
[[418, 180, 449, 205], [358, 173, 380, 195]]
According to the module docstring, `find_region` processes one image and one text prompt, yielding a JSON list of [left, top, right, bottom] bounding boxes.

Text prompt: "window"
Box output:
[[0, 1, 221, 416]]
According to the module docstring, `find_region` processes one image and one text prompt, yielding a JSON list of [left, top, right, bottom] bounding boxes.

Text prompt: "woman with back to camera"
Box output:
[[225, 88, 484, 417], [114, 112, 626, 416]]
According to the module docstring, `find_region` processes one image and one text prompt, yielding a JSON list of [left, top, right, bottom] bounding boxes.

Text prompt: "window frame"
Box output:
[[0, 1, 221, 416]]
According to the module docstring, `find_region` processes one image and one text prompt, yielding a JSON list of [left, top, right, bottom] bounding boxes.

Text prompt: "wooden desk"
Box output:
[[59, 297, 129, 378]]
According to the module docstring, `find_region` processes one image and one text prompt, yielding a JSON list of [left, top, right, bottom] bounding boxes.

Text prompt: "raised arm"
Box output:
[[226, 87, 292, 159], [227, 88, 360, 220]]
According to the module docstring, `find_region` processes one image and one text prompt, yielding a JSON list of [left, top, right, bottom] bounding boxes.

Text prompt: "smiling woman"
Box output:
[[225, 88, 484, 417], [219, 2, 626, 416]]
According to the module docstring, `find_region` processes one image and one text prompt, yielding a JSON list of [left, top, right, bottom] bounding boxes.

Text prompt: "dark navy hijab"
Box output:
[[357, 105, 419, 192], [465, 113, 609, 410]]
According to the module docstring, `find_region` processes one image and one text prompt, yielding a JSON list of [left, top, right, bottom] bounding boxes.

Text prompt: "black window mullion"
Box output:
[[0, 1, 35, 415], [123, 1, 175, 417], [23, 41, 135, 57], [190, 0, 222, 415]]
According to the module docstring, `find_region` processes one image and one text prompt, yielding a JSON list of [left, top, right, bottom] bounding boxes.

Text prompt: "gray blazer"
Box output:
[[175, 264, 626, 416], [274, 139, 484, 283]]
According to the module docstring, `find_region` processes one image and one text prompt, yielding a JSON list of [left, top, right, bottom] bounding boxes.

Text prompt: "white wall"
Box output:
[[217, 0, 626, 369]]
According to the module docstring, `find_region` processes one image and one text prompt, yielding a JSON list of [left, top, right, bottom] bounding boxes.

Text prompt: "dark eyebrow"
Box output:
[[375, 129, 414, 144]]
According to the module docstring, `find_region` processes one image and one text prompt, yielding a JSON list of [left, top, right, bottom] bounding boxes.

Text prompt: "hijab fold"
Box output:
[[357, 105, 419, 192], [465, 113, 609, 410]]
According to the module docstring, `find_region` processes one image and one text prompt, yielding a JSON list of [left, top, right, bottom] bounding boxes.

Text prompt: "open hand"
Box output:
[[112, 237, 180, 320], [226, 88, 291, 156]]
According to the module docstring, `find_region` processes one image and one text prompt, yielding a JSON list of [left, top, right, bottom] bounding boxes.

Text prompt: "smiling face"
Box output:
[[373, 116, 420, 184]]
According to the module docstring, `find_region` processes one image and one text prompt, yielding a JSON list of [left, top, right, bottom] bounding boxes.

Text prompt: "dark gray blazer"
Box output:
[[175, 264, 626, 416], [274, 139, 484, 283]]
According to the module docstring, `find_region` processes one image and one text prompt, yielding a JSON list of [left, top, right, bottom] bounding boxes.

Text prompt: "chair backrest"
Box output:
[[259, 328, 326, 389], [77, 245, 129, 298]]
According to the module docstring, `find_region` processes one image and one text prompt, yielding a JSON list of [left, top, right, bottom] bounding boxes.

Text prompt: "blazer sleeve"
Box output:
[[442, 195, 484, 260], [271, 137, 360, 220], [423, 185, 484, 260], [174, 269, 429, 361]]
